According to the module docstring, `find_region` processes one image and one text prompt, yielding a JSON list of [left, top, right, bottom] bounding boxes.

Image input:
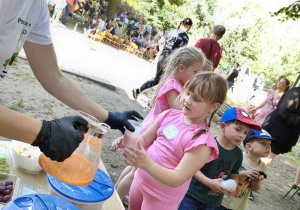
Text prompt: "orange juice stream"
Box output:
[[39, 134, 102, 186]]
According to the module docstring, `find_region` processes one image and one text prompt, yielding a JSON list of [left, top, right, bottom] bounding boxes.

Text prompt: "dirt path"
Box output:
[[1, 57, 298, 210]]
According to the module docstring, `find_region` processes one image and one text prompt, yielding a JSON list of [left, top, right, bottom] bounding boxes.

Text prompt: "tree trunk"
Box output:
[[105, 0, 120, 19]]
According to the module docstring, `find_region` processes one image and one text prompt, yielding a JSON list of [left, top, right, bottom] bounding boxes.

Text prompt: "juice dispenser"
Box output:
[[38, 111, 110, 186]]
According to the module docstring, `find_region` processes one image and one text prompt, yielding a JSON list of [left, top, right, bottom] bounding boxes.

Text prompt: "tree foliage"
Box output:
[[156, 0, 185, 9], [105, 0, 121, 19], [271, 1, 300, 22]]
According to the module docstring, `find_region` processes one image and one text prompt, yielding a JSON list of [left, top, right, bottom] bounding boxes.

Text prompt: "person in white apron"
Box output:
[[0, 0, 142, 162]]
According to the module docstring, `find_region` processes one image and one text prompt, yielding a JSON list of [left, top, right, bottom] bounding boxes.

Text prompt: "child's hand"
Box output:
[[257, 174, 266, 180], [123, 141, 150, 169], [111, 137, 124, 152], [243, 169, 260, 179], [208, 178, 228, 193]]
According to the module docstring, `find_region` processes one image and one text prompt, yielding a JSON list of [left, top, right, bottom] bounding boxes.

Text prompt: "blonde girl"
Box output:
[[111, 47, 208, 204], [123, 72, 228, 210]]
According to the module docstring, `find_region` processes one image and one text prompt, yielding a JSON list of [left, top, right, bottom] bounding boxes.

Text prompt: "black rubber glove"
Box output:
[[104, 110, 143, 133], [32, 116, 88, 162]]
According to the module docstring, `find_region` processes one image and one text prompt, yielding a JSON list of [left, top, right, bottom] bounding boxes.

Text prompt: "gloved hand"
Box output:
[[32, 116, 88, 162], [104, 110, 143, 133]]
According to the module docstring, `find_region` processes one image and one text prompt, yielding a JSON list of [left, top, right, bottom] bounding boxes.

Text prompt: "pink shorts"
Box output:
[[129, 178, 179, 210]]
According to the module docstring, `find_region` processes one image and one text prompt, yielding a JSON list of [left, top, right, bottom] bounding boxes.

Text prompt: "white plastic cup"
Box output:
[[122, 120, 142, 148], [221, 179, 236, 192]]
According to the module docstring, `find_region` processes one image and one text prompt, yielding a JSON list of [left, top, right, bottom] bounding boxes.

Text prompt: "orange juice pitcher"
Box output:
[[38, 111, 110, 186]]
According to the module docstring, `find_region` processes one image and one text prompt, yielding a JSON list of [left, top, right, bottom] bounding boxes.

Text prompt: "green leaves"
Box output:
[[156, 0, 185, 9], [270, 0, 300, 22]]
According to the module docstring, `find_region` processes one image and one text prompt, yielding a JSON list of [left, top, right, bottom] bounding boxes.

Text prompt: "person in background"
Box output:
[[63, 0, 74, 25], [114, 20, 120, 35], [104, 19, 115, 36], [134, 34, 146, 49], [246, 104, 257, 120], [133, 18, 193, 100], [51, 0, 67, 23], [289, 166, 300, 189], [262, 86, 300, 166], [91, 0, 98, 16], [194, 25, 226, 70], [83, 17, 98, 35], [119, 10, 127, 23], [226, 63, 240, 89], [179, 107, 261, 210], [221, 129, 272, 210], [252, 77, 290, 126], [0, 0, 142, 162], [143, 23, 152, 37], [47, 0, 55, 12], [102, 1, 108, 10], [157, 27, 164, 39], [96, 15, 107, 33], [82, 0, 91, 16], [151, 26, 159, 37], [134, 19, 141, 30], [272, 75, 284, 90]]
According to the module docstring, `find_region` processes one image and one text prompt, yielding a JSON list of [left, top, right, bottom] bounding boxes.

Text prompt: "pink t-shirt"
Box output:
[[142, 76, 182, 133], [135, 109, 219, 204]]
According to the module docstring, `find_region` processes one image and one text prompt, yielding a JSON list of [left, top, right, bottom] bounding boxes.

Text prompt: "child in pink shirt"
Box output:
[[123, 72, 228, 210], [111, 47, 207, 204]]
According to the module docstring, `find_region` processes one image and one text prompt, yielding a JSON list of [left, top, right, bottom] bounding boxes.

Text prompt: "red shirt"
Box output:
[[194, 38, 222, 69]]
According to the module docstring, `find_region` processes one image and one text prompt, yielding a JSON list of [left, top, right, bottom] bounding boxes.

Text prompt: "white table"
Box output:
[[0, 139, 125, 210]]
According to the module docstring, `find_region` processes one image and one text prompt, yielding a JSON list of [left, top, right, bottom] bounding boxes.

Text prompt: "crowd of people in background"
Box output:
[[48, 0, 165, 62]]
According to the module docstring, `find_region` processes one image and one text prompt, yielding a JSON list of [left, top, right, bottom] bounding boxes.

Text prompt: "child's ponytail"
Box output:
[[192, 110, 217, 139], [177, 18, 193, 29]]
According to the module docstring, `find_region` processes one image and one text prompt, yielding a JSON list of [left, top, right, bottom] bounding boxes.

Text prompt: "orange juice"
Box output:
[[39, 134, 103, 186], [39, 153, 97, 186], [39, 110, 109, 187]]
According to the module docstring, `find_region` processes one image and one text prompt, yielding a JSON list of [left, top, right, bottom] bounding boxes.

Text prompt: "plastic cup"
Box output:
[[221, 179, 236, 192], [122, 120, 142, 148]]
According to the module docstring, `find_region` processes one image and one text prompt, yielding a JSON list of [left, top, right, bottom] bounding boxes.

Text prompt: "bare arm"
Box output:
[[229, 174, 239, 185], [23, 42, 108, 122], [165, 90, 182, 110], [0, 104, 42, 143], [239, 170, 265, 192], [251, 178, 263, 191], [124, 142, 211, 188], [194, 170, 227, 193], [137, 120, 159, 148], [253, 99, 267, 111], [107, 26, 113, 33], [225, 69, 233, 80]]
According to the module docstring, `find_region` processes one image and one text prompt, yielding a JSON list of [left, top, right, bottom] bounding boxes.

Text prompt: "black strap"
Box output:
[[208, 39, 213, 60]]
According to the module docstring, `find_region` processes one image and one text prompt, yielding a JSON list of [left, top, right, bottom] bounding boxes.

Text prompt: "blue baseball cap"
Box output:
[[243, 129, 275, 146], [220, 107, 261, 131]]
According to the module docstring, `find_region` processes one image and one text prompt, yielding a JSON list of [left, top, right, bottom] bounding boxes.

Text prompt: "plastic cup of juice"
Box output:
[[122, 120, 142, 148]]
